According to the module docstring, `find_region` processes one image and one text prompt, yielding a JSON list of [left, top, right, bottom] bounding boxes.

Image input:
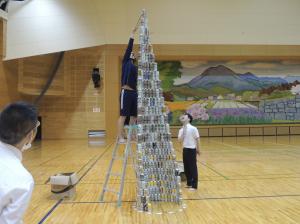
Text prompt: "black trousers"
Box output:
[[183, 148, 198, 189]]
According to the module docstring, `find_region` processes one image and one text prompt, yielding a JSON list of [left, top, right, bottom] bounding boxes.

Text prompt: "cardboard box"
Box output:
[[50, 172, 78, 199], [176, 161, 186, 181]]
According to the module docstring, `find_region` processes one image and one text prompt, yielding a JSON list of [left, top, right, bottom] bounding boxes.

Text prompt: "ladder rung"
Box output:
[[105, 188, 120, 195], [100, 134, 133, 205], [110, 172, 121, 177]]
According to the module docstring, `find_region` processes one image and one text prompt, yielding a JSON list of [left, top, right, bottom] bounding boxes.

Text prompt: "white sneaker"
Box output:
[[188, 188, 197, 191], [118, 138, 127, 144]]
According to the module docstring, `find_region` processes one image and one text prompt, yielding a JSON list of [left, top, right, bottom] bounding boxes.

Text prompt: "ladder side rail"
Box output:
[[117, 126, 133, 206], [99, 137, 120, 201]]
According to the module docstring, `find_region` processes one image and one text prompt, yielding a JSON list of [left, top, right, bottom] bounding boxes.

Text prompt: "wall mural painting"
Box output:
[[158, 60, 300, 126]]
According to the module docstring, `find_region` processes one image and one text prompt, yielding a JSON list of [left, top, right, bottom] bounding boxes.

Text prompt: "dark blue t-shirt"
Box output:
[[121, 38, 137, 90]]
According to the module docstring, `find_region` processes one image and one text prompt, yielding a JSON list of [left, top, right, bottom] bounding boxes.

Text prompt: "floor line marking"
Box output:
[[60, 194, 300, 205], [37, 143, 113, 223]]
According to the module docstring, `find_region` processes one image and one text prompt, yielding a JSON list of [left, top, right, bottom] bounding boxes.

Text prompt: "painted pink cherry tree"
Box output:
[[186, 103, 209, 121], [291, 84, 300, 95]]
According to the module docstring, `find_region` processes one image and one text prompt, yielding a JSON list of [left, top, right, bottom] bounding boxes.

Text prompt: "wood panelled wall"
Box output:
[[0, 19, 5, 58], [170, 125, 300, 138], [2, 22, 300, 139], [0, 19, 21, 108], [19, 45, 300, 138], [0, 59, 20, 107], [104, 44, 300, 139], [36, 47, 106, 139], [18, 53, 66, 95], [0, 39, 109, 139]]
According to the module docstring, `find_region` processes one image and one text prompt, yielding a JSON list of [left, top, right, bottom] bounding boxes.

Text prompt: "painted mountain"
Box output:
[[284, 75, 300, 83], [171, 65, 290, 98], [239, 72, 287, 87], [185, 65, 287, 92]]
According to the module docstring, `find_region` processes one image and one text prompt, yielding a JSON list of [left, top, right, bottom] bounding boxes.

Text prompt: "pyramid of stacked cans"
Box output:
[[135, 10, 182, 212]]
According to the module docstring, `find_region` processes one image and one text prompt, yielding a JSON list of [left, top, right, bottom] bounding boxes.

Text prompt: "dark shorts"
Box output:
[[120, 89, 137, 117]]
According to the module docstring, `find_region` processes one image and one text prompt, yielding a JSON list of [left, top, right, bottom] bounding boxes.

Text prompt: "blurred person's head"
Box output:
[[130, 52, 135, 60], [0, 102, 39, 151], [130, 52, 137, 64], [179, 112, 193, 125]]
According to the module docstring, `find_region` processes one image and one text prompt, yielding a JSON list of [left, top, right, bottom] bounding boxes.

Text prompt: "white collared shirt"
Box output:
[[178, 123, 200, 149], [0, 141, 34, 224]]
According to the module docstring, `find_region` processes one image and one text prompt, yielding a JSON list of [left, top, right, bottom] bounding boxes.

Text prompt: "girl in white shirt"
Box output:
[[178, 113, 200, 190]]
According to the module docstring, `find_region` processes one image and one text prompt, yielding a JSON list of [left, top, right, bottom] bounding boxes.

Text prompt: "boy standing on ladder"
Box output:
[[117, 25, 139, 143]]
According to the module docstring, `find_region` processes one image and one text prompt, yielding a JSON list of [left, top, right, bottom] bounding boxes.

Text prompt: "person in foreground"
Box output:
[[178, 112, 200, 190], [0, 102, 39, 224]]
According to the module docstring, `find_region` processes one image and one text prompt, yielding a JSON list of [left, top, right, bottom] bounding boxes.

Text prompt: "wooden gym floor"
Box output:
[[23, 136, 300, 224]]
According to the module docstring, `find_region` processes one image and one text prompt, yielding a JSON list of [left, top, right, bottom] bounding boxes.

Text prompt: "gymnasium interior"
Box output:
[[0, 1, 299, 223]]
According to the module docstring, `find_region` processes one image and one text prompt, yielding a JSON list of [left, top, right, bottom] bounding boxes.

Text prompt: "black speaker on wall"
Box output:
[[92, 68, 101, 88], [0, 0, 26, 12]]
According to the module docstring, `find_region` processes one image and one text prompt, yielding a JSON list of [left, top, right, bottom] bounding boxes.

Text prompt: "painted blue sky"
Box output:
[[173, 60, 300, 85]]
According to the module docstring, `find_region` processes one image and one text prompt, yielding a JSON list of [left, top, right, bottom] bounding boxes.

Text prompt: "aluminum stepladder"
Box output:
[[99, 125, 136, 207]]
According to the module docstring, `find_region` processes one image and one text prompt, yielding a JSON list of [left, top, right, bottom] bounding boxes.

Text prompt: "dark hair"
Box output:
[[185, 112, 193, 123], [0, 102, 38, 145]]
